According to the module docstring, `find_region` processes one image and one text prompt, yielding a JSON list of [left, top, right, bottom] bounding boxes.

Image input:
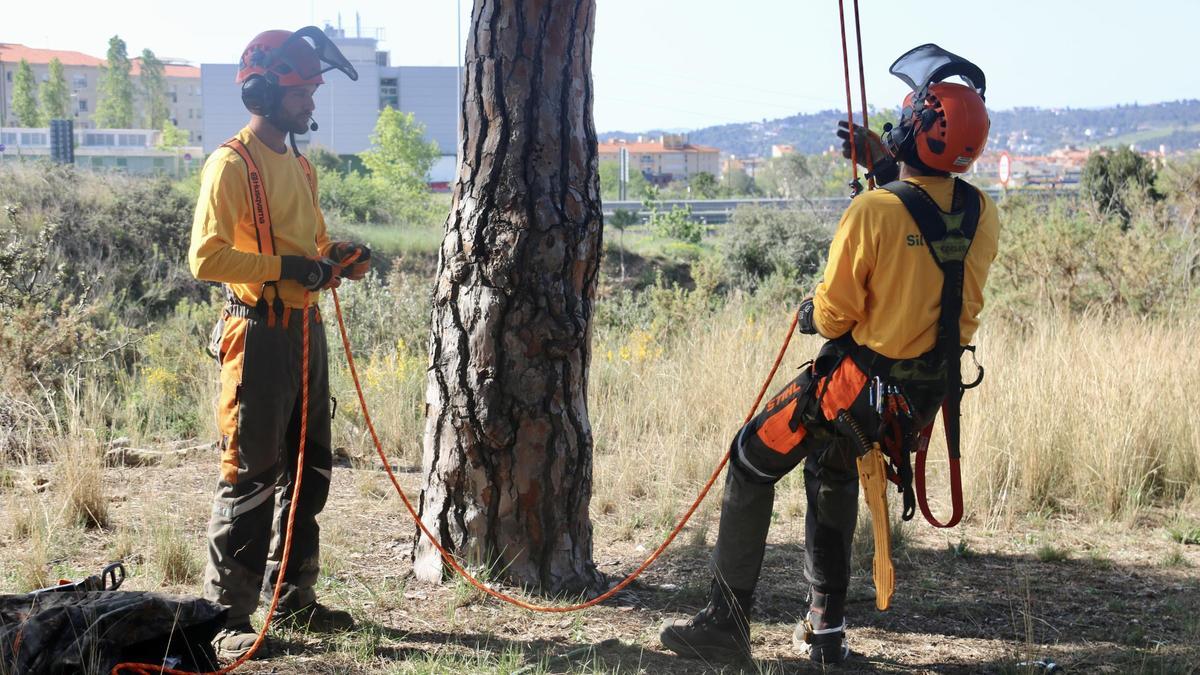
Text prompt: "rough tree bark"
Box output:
[[414, 0, 603, 594]]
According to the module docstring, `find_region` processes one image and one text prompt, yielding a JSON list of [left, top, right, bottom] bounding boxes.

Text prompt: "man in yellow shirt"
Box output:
[[188, 27, 368, 659], [661, 45, 999, 665]]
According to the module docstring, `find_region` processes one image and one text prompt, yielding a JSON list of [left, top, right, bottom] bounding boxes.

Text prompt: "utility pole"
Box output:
[[456, 0, 463, 166]]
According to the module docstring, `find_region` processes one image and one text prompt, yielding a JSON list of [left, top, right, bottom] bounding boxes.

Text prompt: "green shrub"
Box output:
[[721, 205, 831, 291], [647, 204, 703, 244], [987, 195, 1196, 322], [319, 170, 394, 224]]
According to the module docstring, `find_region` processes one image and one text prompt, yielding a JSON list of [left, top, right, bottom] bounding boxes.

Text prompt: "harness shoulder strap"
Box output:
[[879, 178, 983, 529], [221, 138, 276, 257]]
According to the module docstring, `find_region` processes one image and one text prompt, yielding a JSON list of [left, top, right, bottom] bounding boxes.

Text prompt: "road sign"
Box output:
[[998, 151, 1012, 187], [0, 144, 6, 153], [184, 153, 193, 161]]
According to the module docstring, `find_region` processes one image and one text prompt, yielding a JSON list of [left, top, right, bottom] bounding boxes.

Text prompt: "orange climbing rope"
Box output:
[[332, 291, 801, 612], [110, 293, 798, 675], [838, 0, 876, 194], [850, 0, 876, 190]]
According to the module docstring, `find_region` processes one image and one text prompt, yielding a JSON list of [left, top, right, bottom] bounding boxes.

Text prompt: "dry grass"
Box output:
[[587, 304, 1200, 525], [965, 313, 1200, 521], [151, 517, 202, 585]]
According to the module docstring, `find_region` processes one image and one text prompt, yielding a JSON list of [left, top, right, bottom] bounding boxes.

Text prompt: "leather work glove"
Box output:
[[797, 297, 818, 335], [836, 120, 899, 184], [280, 255, 342, 291], [328, 241, 371, 281]]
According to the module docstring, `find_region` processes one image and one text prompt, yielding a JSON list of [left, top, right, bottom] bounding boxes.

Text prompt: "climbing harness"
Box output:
[[881, 178, 984, 528]]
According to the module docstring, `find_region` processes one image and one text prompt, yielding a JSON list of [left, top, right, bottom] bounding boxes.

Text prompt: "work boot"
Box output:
[[659, 582, 753, 661], [212, 622, 269, 660], [793, 616, 849, 664], [273, 602, 355, 632], [793, 590, 849, 664]]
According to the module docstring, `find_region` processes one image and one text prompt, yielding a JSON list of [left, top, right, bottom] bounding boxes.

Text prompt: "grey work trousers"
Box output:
[[711, 435, 860, 597], [201, 305, 333, 626]]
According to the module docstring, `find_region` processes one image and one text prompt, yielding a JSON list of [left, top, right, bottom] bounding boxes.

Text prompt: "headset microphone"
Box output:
[[309, 118, 319, 132]]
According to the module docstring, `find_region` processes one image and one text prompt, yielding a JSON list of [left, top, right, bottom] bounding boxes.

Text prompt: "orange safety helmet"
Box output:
[[898, 82, 989, 174], [881, 44, 990, 174], [236, 29, 324, 87]]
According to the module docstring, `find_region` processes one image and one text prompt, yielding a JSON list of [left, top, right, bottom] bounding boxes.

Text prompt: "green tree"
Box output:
[[757, 153, 815, 199], [138, 49, 170, 130], [607, 208, 638, 280], [1081, 146, 1163, 227], [156, 120, 189, 176], [12, 59, 41, 127], [94, 36, 135, 128], [359, 106, 439, 195], [40, 58, 70, 121], [307, 145, 345, 175], [690, 171, 718, 199], [723, 167, 758, 197], [599, 160, 650, 201]]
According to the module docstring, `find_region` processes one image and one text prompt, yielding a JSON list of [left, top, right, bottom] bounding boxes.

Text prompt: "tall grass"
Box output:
[[585, 301, 1200, 522]]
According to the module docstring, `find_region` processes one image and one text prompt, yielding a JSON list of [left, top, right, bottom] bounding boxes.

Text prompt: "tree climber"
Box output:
[[659, 44, 1000, 665], [187, 27, 370, 660]]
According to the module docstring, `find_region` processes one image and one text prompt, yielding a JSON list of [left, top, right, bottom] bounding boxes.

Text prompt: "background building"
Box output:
[[0, 125, 201, 174], [598, 134, 720, 183], [0, 43, 203, 142], [200, 26, 459, 183]]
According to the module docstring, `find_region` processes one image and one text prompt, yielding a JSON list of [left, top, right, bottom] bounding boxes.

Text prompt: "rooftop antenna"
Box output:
[[356, 12, 361, 39]]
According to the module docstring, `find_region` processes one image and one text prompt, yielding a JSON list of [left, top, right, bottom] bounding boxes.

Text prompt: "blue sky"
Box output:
[[5, 0, 1197, 132]]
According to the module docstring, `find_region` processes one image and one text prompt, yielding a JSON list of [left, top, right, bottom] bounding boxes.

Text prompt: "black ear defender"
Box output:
[[240, 73, 280, 116], [881, 84, 928, 162]]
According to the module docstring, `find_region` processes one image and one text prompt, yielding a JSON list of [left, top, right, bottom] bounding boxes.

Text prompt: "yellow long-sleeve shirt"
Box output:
[[188, 126, 332, 309], [813, 175, 1000, 360]]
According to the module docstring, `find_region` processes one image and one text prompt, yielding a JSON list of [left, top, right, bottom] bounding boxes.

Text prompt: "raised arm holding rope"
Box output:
[[658, 43, 1000, 665]]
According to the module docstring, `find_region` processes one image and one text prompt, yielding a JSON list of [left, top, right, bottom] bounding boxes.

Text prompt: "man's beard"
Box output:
[[269, 112, 310, 135]]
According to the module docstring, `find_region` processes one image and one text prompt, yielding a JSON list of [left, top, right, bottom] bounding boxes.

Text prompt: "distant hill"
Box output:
[[600, 99, 1200, 157]]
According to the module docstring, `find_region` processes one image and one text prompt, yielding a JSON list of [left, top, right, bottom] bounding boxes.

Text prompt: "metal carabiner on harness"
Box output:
[[962, 345, 984, 390]]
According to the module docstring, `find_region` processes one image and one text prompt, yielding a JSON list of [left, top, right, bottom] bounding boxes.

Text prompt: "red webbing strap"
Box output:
[[222, 139, 275, 257], [914, 403, 964, 528]]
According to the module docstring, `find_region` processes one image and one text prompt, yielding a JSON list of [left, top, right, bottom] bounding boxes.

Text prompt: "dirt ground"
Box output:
[[4, 453, 1199, 674]]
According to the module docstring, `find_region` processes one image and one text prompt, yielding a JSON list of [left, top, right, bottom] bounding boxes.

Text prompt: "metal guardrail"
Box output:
[[601, 187, 1051, 224]]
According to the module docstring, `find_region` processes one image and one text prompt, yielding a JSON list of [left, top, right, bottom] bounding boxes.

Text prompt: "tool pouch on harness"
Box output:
[[730, 340, 845, 482]]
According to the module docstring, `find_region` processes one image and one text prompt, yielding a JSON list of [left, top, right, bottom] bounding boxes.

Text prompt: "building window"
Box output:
[[78, 99, 88, 112], [91, 157, 105, 167], [5, 71, 10, 82], [153, 157, 165, 168], [73, 74, 87, 88], [116, 157, 128, 169], [379, 78, 399, 110], [188, 109, 194, 119], [376, 51, 390, 67]]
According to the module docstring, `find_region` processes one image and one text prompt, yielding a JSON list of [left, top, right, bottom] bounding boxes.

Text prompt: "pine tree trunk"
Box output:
[[414, 0, 603, 594]]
